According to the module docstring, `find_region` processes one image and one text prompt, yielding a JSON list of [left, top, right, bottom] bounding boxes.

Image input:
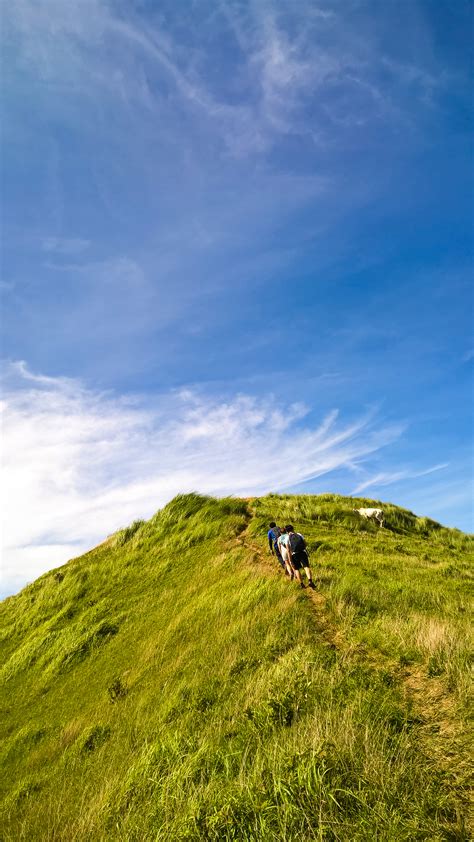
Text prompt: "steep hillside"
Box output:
[[0, 494, 472, 841]]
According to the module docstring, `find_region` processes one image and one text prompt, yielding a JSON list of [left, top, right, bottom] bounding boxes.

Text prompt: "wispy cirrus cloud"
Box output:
[[3, 0, 447, 158], [1, 360, 405, 596], [3, 0, 454, 353], [42, 236, 91, 255], [352, 463, 449, 495]]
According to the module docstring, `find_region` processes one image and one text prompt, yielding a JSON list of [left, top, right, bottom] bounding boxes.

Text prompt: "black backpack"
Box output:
[[288, 532, 305, 554]]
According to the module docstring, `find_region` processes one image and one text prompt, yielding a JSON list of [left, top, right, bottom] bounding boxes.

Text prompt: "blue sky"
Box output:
[[1, 0, 472, 596]]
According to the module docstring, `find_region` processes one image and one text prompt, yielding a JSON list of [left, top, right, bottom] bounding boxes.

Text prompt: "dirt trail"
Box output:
[[240, 531, 343, 652]]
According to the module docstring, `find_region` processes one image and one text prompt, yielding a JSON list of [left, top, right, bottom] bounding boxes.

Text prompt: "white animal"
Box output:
[[353, 508, 384, 528]]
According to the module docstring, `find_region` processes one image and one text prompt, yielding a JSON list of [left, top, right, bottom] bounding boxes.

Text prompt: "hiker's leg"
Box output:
[[281, 548, 293, 578], [304, 566, 315, 587], [290, 555, 304, 585], [293, 568, 302, 585], [301, 551, 315, 588], [275, 549, 285, 571]]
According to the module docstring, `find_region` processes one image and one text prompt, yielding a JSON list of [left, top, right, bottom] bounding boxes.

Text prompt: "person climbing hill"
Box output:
[[267, 522, 286, 572], [277, 527, 294, 579], [281, 525, 315, 589]]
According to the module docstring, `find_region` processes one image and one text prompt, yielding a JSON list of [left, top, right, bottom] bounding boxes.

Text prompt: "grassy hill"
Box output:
[[0, 493, 472, 841]]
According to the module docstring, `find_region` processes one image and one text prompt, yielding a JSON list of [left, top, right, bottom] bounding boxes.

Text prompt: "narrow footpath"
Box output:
[[237, 523, 472, 834]]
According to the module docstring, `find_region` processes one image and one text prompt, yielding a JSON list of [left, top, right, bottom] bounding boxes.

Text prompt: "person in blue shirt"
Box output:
[[267, 522, 286, 572]]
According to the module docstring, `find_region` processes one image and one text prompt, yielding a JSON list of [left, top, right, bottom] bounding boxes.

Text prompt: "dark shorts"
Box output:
[[291, 550, 309, 570]]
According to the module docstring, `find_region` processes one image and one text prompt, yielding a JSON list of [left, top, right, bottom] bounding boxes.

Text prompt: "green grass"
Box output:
[[0, 493, 472, 840]]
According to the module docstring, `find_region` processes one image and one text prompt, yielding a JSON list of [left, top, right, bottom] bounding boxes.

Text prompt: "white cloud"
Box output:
[[3, 0, 449, 317], [42, 237, 91, 255], [0, 361, 405, 596], [3, 0, 446, 158], [352, 463, 449, 495]]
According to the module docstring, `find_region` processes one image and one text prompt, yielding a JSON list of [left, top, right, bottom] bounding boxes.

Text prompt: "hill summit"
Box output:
[[1, 493, 472, 840]]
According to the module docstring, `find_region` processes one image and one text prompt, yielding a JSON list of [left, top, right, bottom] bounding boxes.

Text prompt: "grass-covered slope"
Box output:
[[0, 493, 472, 841]]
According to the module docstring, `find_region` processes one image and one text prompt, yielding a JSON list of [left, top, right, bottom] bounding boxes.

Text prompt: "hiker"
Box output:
[[277, 527, 294, 579], [280, 525, 315, 589], [267, 522, 286, 572]]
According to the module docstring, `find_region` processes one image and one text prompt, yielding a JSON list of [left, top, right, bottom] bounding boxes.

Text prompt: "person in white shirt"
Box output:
[[277, 527, 294, 579]]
